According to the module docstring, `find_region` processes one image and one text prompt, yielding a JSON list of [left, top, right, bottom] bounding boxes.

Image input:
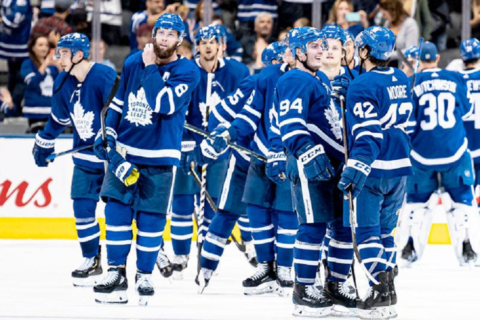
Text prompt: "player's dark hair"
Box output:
[[362, 45, 390, 67], [464, 58, 479, 66], [55, 5, 70, 14], [28, 34, 51, 69]]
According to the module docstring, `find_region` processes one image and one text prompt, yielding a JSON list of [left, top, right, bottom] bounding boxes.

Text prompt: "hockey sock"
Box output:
[[136, 210, 167, 273], [327, 218, 353, 282], [294, 223, 326, 285], [105, 199, 134, 266], [73, 199, 100, 258], [275, 209, 298, 268], [381, 227, 396, 272], [247, 204, 275, 263], [238, 214, 253, 242], [171, 194, 195, 256], [356, 226, 387, 285], [201, 209, 238, 271]]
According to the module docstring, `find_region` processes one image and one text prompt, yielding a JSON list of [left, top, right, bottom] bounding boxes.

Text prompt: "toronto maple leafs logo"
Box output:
[[199, 91, 221, 127], [325, 99, 343, 141], [125, 88, 153, 126], [40, 72, 54, 97], [69, 90, 95, 141]]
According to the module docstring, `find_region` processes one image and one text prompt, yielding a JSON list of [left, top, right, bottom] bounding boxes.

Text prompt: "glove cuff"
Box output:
[[200, 139, 221, 160], [297, 144, 325, 165], [346, 159, 371, 176], [35, 133, 55, 149], [106, 127, 117, 139], [267, 151, 286, 163], [227, 125, 238, 142], [181, 140, 196, 152]]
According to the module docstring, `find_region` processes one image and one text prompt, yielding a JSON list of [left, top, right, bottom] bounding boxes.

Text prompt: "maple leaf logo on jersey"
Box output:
[[125, 88, 153, 127], [70, 99, 95, 141], [199, 91, 221, 127], [325, 99, 343, 141], [39, 73, 54, 97]]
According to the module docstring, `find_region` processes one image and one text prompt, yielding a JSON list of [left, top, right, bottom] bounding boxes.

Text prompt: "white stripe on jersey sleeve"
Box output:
[[243, 105, 261, 118], [410, 138, 468, 166], [279, 117, 307, 128], [236, 114, 257, 131], [351, 120, 381, 134], [355, 131, 383, 140], [282, 130, 310, 142]]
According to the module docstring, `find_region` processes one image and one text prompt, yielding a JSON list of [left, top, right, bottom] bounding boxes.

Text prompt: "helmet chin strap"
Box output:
[[53, 54, 84, 95], [298, 52, 317, 74], [342, 49, 355, 79]]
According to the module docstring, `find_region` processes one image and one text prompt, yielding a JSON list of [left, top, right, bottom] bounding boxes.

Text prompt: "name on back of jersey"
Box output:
[[413, 79, 457, 96]]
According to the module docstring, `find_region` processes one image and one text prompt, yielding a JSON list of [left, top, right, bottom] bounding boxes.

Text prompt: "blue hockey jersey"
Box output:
[[0, 0, 33, 60], [346, 67, 413, 178], [459, 68, 480, 164], [410, 68, 472, 168], [20, 59, 59, 119], [106, 51, 200, 167], [39, 63, 118, 169]]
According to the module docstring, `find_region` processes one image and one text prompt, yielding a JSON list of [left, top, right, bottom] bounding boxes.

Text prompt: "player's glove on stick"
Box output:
[[180, 140, 196, 174], [32, 133, 55, 167], [193, 139, 226, 167], [266, 147, 287, 184], [286, 153, 300, 185], [296, 143, 334, 181], [107, 147, 140, 187], [331, 74, 350, 98], [93, 127, 117, 160], [211, 124, 238, 153], [338, 159, 371, 198]]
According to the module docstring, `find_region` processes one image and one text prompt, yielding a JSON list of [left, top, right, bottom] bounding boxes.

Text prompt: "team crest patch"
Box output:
[[325, 99, 342, 141], [125, 88, 153, 126], [199, 91, 221, 127], [70, 91, 95, 141]]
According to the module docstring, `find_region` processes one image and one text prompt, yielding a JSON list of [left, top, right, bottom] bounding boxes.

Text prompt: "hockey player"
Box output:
[[339, 27, 413, 319], [169, 25, 249, 279], [32, 33, 117, 286], [401, 45, 419, 77], [398, 41, 480, 267], [92, 13, 200, 305], [196, 42, 287, 293]]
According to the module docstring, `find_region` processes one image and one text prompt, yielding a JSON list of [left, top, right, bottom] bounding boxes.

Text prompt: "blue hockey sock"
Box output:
[[247, 204, 275, 263], [73, 199, 100, 258], [356, 226, 387, 285], [381, 227, 396, 272], [327, 218, 353, 282], [201, 209, 238, 271], [171, 194, 195, 256], [105, 200, 134, 267], [294, 223, 326, 285], [136, 211, 167, 273], [275, 209, 298, 268], [238, 214, 253, 242]]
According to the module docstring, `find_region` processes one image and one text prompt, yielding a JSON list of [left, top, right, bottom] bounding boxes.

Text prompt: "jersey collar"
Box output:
[[421, 67, 442, 73], [371, 67, 394, 74], [195, 57, 225, 71], [459, 67, 480, 74]]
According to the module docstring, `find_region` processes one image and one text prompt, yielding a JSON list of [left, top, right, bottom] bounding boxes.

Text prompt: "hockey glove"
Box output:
[[286, 153, 300, 185], [32, 133, 55, 167], [266, 147, 287, 185], [210, 124, 238, 153], [107, 147, 140, 187], [93, 127, 117, 161], [338, 159, 371, 198], [331, 74, 350, 98], [296, 143, 334, 182], [180, 140, 197, 174], [193, 139, 226, 167]]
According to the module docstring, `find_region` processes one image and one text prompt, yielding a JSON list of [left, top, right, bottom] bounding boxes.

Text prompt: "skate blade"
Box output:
[[292, 305, 333, 318], [138, 295, 152, 306], [332, 305, 358, 318], [276, 286, 293, 297], [244, 281, 277, 296], [72, 274, 103, 287], [389, 306, 398, 318], [94, 290, 128, 304], [357, 307, 390, 320]]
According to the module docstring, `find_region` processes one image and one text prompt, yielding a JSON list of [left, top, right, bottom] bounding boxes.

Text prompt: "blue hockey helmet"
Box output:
[[404, 45, 419, 59], [461, 38, 480, 61], [55, 33, 90, 59], [320, 24, 347, 48], [261, 41, 287, 66], [195, 25, 221, 44], [288, 27, 321, 58], [153, 13, 185, 40], [213, 24, 228, 44], [357, 26, 396, 61]]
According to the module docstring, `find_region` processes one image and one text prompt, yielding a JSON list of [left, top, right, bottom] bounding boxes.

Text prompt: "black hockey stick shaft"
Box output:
[[101, 76, 121, 149], [184, 123, 268, 162], [46, 144, 94, 163], [190, 163, 219, 213], [411, 38, 424, 95]]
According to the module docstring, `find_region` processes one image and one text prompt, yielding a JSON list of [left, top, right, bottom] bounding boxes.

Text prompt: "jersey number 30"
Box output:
[[419, 92, 456, 130]]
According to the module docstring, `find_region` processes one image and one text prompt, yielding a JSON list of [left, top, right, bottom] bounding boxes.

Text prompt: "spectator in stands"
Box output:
[[278, 28, 291, 42], [91, 39, 116, 71], [326, 0, 368, 38], [378, 0, 418, 52], [86, 0, 122, 45], [293, 17, 311, 28], [403, 0, 433, 42], [427, 0, 449, 51], [129, 0, 165, 53], [471, 0, 480, 40], [71, 7, 89, 34], [33, 0, 73, 47], [241, 12, 275, 65], [126, 23, 153, 59], [0, 87, 14, 121], [20, 34, 60, 133], [0, 0, 33, 117]]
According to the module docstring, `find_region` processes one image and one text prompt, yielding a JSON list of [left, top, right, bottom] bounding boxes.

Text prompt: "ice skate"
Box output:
[[244, 241, 258, 267], [401, 238, 417, 267], [388, 267, 398, 318], [94, 267, 128, 304], [242, 261, 277, 295], [72, 246, 102, 287], [462, 240, 477, 267], [156, 247, 173, 278], [276, 265, 293, 297], [356, 272, 390, 320], [172, 254, 189, 280], [136, 271, 154, 306], [196, 268, 213, 294], [292, 283, 333, 317], [324, 281, 357, 317]]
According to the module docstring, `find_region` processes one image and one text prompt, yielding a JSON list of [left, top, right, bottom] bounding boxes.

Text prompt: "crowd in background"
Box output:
[[0, 0, 479, 131]]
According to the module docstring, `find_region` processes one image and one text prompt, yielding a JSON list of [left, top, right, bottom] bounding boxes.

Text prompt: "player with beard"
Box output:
[[92, 13, 200, 306], [169, 26, 250, 280]]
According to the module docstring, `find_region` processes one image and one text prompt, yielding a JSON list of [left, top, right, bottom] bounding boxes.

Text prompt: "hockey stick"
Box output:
[[100, 76, 121, 150], [46, 144, 94, 163], [184, 123, 268, 162], [396, 49, 414, 73], [411, 38, 424, 95], [338, 94, 379, 288]]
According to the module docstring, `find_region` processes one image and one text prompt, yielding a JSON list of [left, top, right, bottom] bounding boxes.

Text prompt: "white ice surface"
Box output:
[[0, 241, 479, 320]]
